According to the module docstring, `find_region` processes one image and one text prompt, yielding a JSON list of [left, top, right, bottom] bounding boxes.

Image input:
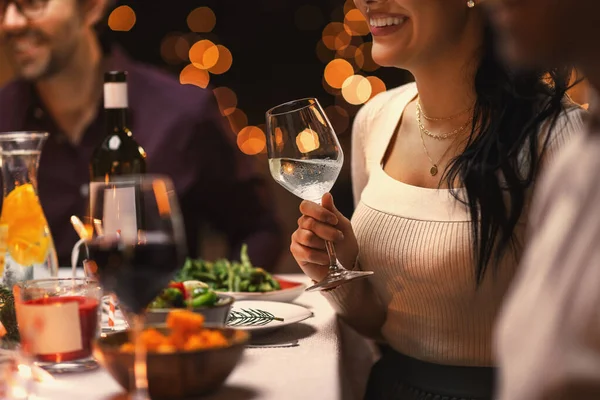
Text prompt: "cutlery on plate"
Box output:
[[247, 340, 299, 349]]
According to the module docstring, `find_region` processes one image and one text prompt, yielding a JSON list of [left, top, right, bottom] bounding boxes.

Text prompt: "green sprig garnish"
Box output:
[[227, 308, 284, 327]]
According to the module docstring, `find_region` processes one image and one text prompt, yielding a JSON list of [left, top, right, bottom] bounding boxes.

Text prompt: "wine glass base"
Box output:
[[306, 269, 374, 292], [37, 357, 99, 374]]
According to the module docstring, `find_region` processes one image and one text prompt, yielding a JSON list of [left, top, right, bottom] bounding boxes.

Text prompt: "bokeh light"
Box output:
[[257, 124, 268, 154], [335, 95, 362, 116], [208, 45, 233, 75], [189, 40, 219, 70], [322, 22, 346, 50], [344, 9, 370, 36], [312, 107, 327, 127], [324, 59, 354, 89], [274, 127, 284, 149], [227, 109, 249, 134], [316, 40, 335, 64], [356, 42, 380, 72], [342, 75, 372, 105], [179, 64, 210, 89], [175, 35, 192, 61], [160, 34, 182, 65], [296, 129, 320, 153], [237, 126, 266, 155], [187, 7, 216, 33], [366, 76, 387, 100], [108, 6, 136, 32], [322, 77, 339, 95], [325, 106, 350, 134], [213, 87, 237, 116], [344, 0, 357, 14], [334, 28, 352, 51], [295, 5, 325, 31], [337, 44, 358, 59]]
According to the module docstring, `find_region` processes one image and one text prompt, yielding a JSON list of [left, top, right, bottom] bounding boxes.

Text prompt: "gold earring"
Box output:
[[467, 0, 475, 8]]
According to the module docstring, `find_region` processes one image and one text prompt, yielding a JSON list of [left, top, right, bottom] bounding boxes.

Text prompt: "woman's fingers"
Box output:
[[292, 228, 327, 250], [297, 215, 344, 242], [299, 200, 338, 225], [290, 239, 330, 266]]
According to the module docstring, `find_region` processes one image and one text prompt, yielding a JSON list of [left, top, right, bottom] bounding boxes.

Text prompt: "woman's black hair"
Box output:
[[444, 20, 573, 284]]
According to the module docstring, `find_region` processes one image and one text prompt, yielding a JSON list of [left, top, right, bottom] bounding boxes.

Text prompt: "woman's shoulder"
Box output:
[[542, 100, 587, 148], [557, 100, 587, 131], [353, 82, 417, 136], [530, 99, 588, 168]]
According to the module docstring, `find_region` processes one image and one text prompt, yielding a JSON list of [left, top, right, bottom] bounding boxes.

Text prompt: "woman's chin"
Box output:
[[371, 54, 409, 70], [371, 47, 411, 69]]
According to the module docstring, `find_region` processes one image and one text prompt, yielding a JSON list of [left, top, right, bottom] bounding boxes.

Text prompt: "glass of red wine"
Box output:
[[86, 175, 186, 400]]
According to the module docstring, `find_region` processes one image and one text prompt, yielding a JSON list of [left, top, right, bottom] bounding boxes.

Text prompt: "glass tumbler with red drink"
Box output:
[[14, 278, 102, 373]]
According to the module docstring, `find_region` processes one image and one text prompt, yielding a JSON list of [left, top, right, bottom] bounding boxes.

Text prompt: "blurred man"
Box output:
[[0, 0, 283, 268], [485, 0, 600, 399]]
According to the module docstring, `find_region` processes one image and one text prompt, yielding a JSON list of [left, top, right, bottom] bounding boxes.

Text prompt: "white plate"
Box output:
[[217, 277, 307, 303], [226, 300, 312, 334]]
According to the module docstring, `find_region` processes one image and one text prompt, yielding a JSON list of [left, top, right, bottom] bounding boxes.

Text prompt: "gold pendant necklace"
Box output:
[[419, 129, 454, 176], [416, 104, 463, 176]]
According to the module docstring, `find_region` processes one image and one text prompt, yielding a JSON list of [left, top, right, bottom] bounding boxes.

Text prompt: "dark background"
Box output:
[[104, 0, 414, 272]]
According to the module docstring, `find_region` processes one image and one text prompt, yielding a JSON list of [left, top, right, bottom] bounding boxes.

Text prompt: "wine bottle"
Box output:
[[90, 71, 146, 180], [90, 71, 146, 243]]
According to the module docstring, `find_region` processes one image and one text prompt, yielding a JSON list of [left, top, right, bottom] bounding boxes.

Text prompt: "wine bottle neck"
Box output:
[[105, 108, 129, 134]]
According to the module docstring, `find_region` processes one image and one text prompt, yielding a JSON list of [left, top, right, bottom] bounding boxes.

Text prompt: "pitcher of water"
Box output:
[[0, 132, 58, 288]]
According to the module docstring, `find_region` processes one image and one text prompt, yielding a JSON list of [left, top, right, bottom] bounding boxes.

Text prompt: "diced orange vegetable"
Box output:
[[166, 309, 205, 333], [167, 330, 188, 349], [119, 310, 229, 354], [157, 343, 177, 353]]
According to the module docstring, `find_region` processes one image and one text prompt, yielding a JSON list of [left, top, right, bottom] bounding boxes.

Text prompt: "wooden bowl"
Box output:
[[94, 326, 249, 399]]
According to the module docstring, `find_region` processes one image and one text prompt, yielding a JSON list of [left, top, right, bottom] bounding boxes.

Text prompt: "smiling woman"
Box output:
[[289, 0, 586, 399]]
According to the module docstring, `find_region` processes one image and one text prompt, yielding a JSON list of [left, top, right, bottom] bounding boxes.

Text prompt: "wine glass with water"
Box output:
[[85, 175, 186, 400], [266, 98, 373, 291]]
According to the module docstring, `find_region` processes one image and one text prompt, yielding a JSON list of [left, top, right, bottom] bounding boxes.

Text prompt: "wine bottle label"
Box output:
[[104, 82, 128, 109], [102, 186, 138, 242], [18, 301, 83, 355]]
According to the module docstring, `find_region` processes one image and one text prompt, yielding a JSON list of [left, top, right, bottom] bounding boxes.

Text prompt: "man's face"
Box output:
[[485, 0, 600, 68], [0, 0, 87, 80]]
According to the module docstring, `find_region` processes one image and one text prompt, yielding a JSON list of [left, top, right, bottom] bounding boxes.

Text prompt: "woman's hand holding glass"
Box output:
[[291, 193, 359, 283]]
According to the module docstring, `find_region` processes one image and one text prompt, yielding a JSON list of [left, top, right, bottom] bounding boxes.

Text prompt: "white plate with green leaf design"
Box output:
[[226, 300, 313, 334]]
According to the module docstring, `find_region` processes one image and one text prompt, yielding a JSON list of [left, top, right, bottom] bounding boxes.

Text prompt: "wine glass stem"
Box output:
[[314, 199, 343, 275], [325, 240, 342, 274], [132, 314, 149, 400]]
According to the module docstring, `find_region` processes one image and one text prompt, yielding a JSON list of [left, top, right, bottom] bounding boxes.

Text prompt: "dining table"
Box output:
[[28, 270, 379, 400]]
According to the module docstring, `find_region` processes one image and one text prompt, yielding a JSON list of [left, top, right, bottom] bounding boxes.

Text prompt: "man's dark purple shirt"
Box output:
[[0, 48, 283, 268]]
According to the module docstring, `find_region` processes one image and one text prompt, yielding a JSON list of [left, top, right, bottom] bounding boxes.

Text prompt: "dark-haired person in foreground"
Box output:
[[485, 0, 600, 399], [0, 0, 283, 268], [289, 0, 585, 399]]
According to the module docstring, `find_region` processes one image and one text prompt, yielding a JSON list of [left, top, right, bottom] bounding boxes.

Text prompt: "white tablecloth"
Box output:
[[31, 272, 378, 400]]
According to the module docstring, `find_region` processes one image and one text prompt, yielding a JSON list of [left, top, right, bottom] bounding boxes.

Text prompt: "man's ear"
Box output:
[[81, 0, 111, 28]]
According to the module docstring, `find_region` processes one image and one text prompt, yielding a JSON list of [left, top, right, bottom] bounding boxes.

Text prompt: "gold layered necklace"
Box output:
[[416, 101, 472, 140], [415, 100, 473, 176]]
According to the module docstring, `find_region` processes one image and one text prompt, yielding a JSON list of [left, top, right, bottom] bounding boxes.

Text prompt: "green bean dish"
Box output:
[[175, 245, 281, 293]]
